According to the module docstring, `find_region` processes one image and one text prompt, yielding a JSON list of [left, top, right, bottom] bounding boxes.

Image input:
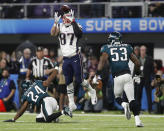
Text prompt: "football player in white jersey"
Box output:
[[50, 5, 97, 111]]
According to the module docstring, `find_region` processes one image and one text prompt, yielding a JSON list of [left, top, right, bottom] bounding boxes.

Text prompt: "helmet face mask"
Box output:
[[62, 13, 71, 26]]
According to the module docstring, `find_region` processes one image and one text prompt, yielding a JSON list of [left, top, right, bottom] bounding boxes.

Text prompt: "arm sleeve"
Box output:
[[71, 21, 83, 38], [9, 80, 16, 90], [100, 45, 109, 54]]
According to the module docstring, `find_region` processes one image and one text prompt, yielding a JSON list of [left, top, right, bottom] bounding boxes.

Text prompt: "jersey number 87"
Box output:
[[59, 33, 75, 45]]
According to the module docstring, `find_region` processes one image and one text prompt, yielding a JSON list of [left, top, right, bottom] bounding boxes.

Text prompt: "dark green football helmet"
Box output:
[[21, 80, 32, 92], [107, 31, 122, 45]]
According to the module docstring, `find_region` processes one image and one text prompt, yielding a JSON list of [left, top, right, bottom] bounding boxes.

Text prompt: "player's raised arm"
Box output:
[[43, 68, 58, 87], [97, 52, 109, 72], [51, 12, 61, 36], [70, 10, 83, 38]]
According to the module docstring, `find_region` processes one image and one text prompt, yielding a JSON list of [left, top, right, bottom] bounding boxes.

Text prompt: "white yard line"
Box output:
[[3, 128, 90, 130], [4, 128, 42, 130], [0, 112, 164, 118]]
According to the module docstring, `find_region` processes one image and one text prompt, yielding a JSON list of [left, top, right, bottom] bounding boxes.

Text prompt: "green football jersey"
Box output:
[[22, 80, 49, 106], [101, 43, 133, 76]]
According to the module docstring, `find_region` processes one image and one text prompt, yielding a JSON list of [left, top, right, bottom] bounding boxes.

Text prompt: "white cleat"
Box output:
[[123, 103, 131, 120], [136, 122, 144, 127], [69, 103, 77, 112], [135, 115, 144, 127], [88, 89, 97, 105]]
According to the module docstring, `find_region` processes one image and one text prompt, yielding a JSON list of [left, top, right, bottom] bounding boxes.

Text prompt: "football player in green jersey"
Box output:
[[4, 69, 72, 123], [97, 32, 143, 127]]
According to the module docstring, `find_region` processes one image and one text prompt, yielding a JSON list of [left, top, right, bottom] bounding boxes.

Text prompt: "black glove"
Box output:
[[3, 119, 15, 122]]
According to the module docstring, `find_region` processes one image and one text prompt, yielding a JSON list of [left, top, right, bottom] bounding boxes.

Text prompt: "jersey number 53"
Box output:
[[110, 47, 128, 61]]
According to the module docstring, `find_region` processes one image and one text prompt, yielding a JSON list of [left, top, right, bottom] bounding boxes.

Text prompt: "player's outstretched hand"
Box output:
[[3, 119, 15, 122], [54, 12, 61, 23], [66, 9, 75, 22]]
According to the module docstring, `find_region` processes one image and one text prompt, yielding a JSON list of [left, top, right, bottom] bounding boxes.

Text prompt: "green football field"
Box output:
[[0, 112, 164, 131]]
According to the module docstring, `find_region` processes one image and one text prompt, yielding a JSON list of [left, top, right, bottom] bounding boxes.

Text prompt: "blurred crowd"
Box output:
[[0, 0, 164, 18], [0, 44, 164, 114]]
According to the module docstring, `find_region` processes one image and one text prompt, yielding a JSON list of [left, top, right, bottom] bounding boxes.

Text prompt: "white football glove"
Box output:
[[133, 75, 141, 84], [65, 9, 75, 22], [54, 12, 61, 23], [92, 75, 102, 84], [92, 75, 98, 84]]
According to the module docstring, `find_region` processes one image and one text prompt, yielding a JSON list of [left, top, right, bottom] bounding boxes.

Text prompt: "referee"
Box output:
[[26, 46, 54, 81]]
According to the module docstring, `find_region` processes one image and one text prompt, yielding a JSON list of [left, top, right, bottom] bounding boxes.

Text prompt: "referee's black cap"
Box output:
[[36, 46, 43, 52]]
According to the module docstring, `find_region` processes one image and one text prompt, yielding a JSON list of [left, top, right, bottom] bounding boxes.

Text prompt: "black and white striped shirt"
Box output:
[[28, 57, 54, 80]]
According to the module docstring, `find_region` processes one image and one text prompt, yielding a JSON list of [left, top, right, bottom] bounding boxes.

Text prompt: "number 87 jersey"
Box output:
[[101, 43, 133, 76], [58, 23, 82, 57]]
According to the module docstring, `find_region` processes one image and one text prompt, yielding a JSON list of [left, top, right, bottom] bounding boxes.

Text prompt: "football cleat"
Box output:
[[88, 89, 97, 105], [3, 119, 15, 122], [53, 118, 60, 123], [135, 115, 144, 127], [123, 102, 131, 120], [63, 106, 72, 118], [136, 122, 144, 127]]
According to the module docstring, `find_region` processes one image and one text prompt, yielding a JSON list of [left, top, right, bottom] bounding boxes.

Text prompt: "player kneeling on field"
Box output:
[[3, 69, 72, 123]]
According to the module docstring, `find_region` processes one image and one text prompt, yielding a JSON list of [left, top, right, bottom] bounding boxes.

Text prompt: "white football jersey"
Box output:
[[58, 23, 82, 57]]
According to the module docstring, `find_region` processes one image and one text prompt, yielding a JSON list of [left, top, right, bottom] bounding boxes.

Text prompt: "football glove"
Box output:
[[65, 9, 75, 23], [133, 75, 141, 84], [92, 75, 102, 85], [3, 119, 15, 122], [54, 12, 61, 24]]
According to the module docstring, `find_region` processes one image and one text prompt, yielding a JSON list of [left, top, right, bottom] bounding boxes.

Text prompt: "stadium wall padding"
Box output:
[[0, 18, 164, 34]]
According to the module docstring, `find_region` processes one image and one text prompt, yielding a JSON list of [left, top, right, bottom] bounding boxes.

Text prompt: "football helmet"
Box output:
[[60, 5, 73, 26], [21, 80, 32, 92], [107, 31, 122, 45]]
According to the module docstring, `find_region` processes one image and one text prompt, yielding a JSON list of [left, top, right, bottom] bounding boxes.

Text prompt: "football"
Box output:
[[60, 5, 70, 14]]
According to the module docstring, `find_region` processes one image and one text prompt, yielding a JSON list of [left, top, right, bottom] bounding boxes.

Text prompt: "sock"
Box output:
[[36, 117, 46, 123], [67, 82, 74, 104], [82, 79, 94, 92], [46, 112, 62, 122], [135, 115, 141, 123], [129, 100, 140, 116], [121, 102, 127, 108], [115, 97, 123, 105]]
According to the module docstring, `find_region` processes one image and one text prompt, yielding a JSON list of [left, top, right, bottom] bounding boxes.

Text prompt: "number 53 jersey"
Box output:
[[22, 80, 49, 107], [101, 43, 133, 75], [58, 23, 82, 57]]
